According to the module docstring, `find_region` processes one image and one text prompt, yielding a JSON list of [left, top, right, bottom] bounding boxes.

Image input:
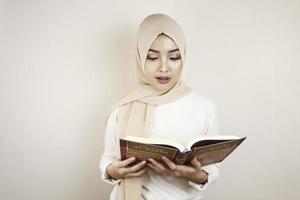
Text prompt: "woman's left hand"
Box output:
[[147, 156, 208, 184]]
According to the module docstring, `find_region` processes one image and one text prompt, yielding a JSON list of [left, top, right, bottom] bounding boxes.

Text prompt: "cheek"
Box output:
[[144, 63, 157, 79], [170, 62, 183, 77]]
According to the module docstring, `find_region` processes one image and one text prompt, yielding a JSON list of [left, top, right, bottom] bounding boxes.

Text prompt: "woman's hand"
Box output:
[[147, 156, 208, 184], [106, 157, 148, 180]]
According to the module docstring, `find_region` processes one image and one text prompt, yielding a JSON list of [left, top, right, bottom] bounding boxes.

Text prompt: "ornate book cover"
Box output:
[[120, 135, 246, 166]]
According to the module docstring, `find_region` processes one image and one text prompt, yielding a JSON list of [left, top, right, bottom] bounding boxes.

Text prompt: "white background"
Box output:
[[1, 0, 299, 199]]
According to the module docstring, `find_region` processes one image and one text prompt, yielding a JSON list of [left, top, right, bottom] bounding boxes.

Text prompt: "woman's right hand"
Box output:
[[106, 157, 148, 180]]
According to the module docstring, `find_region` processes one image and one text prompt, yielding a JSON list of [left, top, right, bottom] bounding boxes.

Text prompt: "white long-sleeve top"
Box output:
[[99, 90, 221, 200]]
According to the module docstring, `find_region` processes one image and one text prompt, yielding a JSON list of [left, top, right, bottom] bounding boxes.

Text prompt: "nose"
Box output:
[[158, 57, 169, 73]]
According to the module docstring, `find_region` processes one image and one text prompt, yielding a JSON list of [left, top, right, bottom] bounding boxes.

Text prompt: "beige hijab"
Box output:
[[105, 13, 192, 200]]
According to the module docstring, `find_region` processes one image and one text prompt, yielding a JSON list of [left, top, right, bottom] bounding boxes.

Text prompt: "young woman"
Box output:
[[100, 13, 220, 200]]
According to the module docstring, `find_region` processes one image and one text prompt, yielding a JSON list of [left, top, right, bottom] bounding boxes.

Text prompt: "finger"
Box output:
[[148, 158, 166, 171], [134, 167, 148, 176], [126, 168, 148, 178], [161, 156, 176, 170], [176, 164, 195, 174], [119, 157, 136, 167], [125, 160, 147, 174], [147, 163, 171, 176], [190, 157, 202, 170], [171, 170, 181, 178], [147, 163, 159, 171]]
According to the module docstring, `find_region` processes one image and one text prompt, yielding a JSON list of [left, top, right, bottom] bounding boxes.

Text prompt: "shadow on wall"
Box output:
[[96, 23, 138, 199]]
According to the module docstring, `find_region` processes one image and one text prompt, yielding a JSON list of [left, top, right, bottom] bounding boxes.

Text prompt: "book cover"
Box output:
[[120, 135, 246, 166]]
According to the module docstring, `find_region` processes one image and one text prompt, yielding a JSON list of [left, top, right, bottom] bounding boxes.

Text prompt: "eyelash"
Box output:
[[146, 56, 181, 61]]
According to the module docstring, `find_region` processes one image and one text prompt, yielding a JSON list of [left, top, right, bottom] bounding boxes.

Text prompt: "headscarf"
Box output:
[[105, 13, 192, 200]]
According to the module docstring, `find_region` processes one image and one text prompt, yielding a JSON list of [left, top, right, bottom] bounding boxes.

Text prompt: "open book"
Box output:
[[120, 135, 246, 166]]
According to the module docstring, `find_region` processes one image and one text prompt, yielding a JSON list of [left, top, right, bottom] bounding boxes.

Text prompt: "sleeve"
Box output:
[[99, 108, 122, 185], [188, 101, 221, 191]]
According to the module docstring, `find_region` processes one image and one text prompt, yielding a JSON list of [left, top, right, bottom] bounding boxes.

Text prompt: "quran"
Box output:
[[120, 135, 246, 166]]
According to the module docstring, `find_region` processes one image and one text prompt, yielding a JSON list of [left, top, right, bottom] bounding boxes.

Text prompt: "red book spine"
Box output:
[[119, 139, 127, 160]]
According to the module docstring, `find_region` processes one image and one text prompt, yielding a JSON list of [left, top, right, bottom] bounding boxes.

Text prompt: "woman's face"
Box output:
[[144, 33, 183, 91]]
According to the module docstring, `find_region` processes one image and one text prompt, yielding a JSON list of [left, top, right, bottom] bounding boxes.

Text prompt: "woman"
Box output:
[[100, 13, 220, 200]]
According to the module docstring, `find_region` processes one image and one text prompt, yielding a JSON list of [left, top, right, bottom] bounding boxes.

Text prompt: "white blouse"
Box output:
[[99, 90, 221, 200]]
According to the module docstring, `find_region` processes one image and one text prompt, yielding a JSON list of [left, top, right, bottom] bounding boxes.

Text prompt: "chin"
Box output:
[[153, 83, 174, 91]]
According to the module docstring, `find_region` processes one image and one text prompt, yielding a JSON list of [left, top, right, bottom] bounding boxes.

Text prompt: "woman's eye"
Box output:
[[147, 56, 158, 60], [169, 57, 180, 61]]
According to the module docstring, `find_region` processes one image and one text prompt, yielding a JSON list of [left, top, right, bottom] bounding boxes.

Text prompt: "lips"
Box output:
[[155, 76, 171, 84]]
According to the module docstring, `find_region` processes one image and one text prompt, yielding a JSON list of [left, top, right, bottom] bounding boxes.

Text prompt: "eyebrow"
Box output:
[[148, 48, 179, 53]]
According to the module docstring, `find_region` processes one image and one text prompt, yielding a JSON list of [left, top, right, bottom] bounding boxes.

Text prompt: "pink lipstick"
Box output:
[[155, 76, 171, 84]]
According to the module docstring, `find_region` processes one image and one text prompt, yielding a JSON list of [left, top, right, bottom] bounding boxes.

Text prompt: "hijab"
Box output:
[[105, 13, 192, 200]]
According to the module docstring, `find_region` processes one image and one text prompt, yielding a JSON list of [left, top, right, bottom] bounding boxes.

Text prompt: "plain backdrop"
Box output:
[[1, 0, 299, 199]]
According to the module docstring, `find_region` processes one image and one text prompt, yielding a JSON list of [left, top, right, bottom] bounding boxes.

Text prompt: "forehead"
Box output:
[[148, 34, 179, 52]]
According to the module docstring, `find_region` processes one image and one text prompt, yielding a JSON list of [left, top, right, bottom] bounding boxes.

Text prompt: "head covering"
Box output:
[[105, 13, 192, 200]]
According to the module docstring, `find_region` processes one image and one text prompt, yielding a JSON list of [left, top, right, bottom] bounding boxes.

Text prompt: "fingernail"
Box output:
[[131, 157, 136, 160]]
